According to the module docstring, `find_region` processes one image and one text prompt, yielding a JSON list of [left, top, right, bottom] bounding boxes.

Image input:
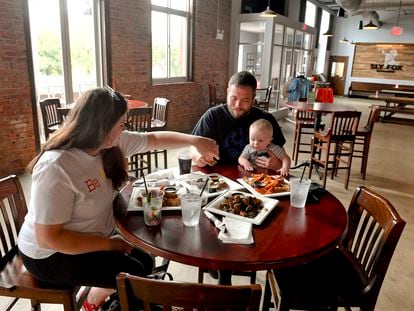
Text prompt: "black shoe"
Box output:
[[208, 269, 219, 279]]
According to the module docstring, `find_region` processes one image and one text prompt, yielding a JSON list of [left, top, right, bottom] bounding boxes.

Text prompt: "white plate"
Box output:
[[179, 173, 243, 198], [237, 176, 291, 198], [203, 190, 279, 225], [127, 186, 184, 212]]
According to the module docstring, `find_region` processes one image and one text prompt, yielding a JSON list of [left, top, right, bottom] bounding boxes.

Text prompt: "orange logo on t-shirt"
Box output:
[[85, 178, 101, 192]]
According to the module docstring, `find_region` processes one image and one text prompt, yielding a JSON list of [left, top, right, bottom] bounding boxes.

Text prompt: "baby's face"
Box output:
[[249, 127, 272, 152]]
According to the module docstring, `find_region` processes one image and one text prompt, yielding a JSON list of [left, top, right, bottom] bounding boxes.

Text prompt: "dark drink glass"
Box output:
[[177, 148, 192, 175]]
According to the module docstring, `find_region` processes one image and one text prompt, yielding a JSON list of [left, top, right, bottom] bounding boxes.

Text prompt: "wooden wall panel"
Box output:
[[352, 43, 414, 80]]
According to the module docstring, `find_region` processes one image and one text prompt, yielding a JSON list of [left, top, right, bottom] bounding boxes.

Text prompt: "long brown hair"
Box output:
[[28, 87, 129, 189]]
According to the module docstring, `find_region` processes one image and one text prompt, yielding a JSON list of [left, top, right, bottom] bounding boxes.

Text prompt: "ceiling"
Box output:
[[314, 0, 414, 24]]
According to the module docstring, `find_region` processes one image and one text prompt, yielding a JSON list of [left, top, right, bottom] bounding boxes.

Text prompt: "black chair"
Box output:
[[39, 98, 62, 140], [125, 107, 153, 177], [0, 175, 81, 310], [254, 86, 272, 111], [263, 186, 406, 311], [150, 97, 170, 169]]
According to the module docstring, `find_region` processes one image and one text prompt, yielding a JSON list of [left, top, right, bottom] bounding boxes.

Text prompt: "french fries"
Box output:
[[243, 173, 290, 194]]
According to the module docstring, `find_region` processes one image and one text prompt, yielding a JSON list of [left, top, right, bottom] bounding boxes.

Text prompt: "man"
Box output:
[[192, 71, 286, 170]]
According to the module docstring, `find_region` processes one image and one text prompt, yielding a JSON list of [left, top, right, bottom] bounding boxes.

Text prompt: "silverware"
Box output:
[[204, 210, 226, 233]]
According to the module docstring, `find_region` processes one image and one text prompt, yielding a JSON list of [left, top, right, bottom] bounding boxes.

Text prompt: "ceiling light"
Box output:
[[363, 20, 378, 30], [391, 0, 404, 36], [337, 7, 345, 18], [260, 0, 277, 17], [322, 30, 333, 37]]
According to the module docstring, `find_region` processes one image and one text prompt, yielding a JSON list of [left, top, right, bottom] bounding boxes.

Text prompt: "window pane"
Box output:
[[273, 24, 283, 45], [169, 15, 187, 77], [284, 27, 294, 47], [295, 31, 303, 48], [303, 33, 312, 50], [170, 0, 188, 11], [316, 11, 330, 73], [29, 0, 64, 102], [152, 11, 168, 79], [305, 1, 316, 27], [68, 0, 97, 101]]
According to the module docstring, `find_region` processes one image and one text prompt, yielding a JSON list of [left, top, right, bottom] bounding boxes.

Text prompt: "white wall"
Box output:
[[330, 11, 414, 91]]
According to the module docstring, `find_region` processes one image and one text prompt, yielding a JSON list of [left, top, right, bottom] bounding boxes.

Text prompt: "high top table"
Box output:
[[114, 164, 347, 285], [285, 101, 356, 130]]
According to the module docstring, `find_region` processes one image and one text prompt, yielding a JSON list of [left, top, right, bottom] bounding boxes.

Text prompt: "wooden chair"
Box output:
[[126, 107, 153, 177], [353, 105, 380, 179], [308, 110, 361, 189], [39, 98, 63, 140], [263, 186, 406, 311], [0, 175, 81, 311], [209, 84, 225, 107], [254, 86, 272, 111], [150, 97, 170, 169], [116, 272, 262, 311], [291, 110, 323, 165]]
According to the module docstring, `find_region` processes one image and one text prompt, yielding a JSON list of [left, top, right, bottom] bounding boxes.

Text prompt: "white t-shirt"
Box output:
[[18, 131, 148, 259]]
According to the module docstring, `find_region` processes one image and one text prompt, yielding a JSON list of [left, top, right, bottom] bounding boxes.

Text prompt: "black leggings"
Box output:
[[19, 248, 154, 289]]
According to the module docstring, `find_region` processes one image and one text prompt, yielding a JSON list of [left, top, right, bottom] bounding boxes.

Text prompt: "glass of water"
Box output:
[[180, 192, 202, 226]]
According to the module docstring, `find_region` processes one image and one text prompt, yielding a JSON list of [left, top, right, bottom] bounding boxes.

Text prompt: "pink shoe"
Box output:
[[82, 300, 100, 311]]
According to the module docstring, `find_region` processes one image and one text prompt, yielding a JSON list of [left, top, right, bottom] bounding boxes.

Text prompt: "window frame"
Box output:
[[151, 0, 193, 84]]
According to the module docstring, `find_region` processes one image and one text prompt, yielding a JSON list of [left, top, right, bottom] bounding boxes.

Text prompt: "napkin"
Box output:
[[218, 217, 254, 244]]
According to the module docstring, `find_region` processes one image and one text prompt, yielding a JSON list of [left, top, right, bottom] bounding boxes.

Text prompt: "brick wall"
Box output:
[[0, 0, 36, 176], [0, 0, 231, 176], [110, 0, 231, 132]]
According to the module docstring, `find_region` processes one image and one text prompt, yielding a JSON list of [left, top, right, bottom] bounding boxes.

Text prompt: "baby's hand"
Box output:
[[278, 167, 290, 177], [243, 163, 254, 171]]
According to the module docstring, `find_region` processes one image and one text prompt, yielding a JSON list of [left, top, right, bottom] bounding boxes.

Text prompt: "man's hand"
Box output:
[[255, 150, 282, 171]]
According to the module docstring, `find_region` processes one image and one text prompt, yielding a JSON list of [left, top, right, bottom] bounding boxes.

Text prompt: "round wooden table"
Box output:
[[115, 164, 347, 282], [285, 101, 356, 129]]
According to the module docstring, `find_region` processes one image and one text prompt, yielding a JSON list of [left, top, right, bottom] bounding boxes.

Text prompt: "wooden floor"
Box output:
[[3, 96, 413, 310]]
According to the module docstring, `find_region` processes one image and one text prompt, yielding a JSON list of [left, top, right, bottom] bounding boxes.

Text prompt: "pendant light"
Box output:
[[391, 0, 403, 36], [337, 7, 345, 18], [339, 37, 349, 44], [260, 0, 277, 17], [322, 30, 333, 37], [364, 20, 379, 29], [358, 20, 364, 30]]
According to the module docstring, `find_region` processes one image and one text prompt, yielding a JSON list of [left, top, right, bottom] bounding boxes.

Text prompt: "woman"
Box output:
[[17, 87, 219, 310]]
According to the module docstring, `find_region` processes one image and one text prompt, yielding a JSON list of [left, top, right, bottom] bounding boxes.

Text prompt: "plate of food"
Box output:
[[128, 186, 184, 211], [178, 173, 243, 198], [203, 190, 279, 225], [237, 173, 290, 198]]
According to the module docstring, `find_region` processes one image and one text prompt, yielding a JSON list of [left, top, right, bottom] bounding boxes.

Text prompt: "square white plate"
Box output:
[[178, 173, 243, 198], [127, 186, 184, 212], [237, 176, 290, 198], [203, 190, 279, 225]]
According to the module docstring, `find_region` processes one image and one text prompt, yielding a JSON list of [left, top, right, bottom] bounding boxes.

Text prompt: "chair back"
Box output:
[[256, 86, 272, 102], [117, 273, 262, 311], [341, 186, 405, 307], [295, 110, 315, 123], [0, 175, 27, 264], [40, 98, 62, 139], [126, 107, 153, 132], [151, 97, 170, 128], [326, 111, 361, 141], [0, 175, 80, 310], [363, 105, 380, 131]]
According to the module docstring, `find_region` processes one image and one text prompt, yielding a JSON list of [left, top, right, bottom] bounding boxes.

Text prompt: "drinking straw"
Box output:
[[142, 174, 151, 202], [299, 164, 307, 183], [199, 178, 209, 197]]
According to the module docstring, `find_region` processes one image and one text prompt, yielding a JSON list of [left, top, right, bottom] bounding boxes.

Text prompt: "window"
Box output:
[[316, 10, 330, 73], [304, 1, 316, 27], [151, 0, 192, 83], [28, 0, 106, 105]]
